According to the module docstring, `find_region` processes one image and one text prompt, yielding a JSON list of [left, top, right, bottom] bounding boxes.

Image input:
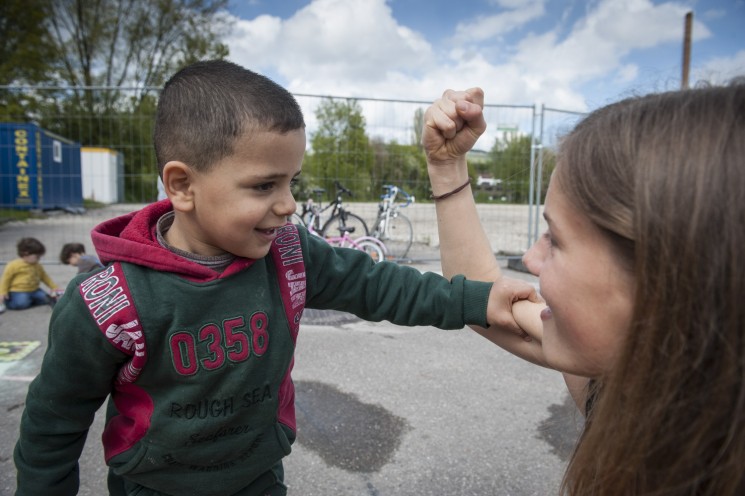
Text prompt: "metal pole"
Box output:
[[682, 12, 693, 89], [527, 104, 538, 250], [533, 104, 546, 244]]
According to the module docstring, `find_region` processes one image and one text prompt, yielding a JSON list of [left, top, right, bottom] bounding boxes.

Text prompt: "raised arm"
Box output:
[[423, 88, 499, 282], [423, 89, 548, 364]]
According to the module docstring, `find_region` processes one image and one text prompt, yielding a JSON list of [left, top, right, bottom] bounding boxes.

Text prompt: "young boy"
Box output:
[[0, 237, 61, 312], [14, 60, 535, 496], [59, 242, 105, 273]]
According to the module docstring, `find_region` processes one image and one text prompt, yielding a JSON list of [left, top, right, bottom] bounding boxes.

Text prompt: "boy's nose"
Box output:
[[276, 192, 297, 220]]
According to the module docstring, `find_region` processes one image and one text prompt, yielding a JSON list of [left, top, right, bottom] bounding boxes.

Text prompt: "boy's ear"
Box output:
[[162, 161, 195, 212]]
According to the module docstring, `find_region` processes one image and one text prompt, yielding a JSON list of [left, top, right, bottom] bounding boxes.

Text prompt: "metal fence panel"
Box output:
[[1, 86, 583, 264]]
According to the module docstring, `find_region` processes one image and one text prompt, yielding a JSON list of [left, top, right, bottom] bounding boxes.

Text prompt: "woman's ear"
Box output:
[[162, 161, 195, 212]]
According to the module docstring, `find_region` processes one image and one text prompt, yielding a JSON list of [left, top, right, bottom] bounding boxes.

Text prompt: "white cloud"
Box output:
[[581, 0, 709, 48], [494, 0, 713, 108], [489, 0, 540, 8], [222, 0, 728, 118], [226, 15, 283, 72], [693, 49, 745, 84], [453, 0, 714, 110], [226, 0, 434, 88], [451, 1, 546, 44], [616, 64, 639, 83]]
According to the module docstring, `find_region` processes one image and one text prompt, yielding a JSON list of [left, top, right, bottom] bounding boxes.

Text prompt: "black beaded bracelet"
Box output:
[[430, 178, 471, 201]]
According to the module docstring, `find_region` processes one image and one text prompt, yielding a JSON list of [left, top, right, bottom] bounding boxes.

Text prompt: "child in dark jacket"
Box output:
[[59, 242, 104, 273], [14, 60, 536, 496]]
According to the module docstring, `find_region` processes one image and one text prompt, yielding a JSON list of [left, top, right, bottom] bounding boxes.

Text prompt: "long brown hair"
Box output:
[[556, 83, 745, 495]]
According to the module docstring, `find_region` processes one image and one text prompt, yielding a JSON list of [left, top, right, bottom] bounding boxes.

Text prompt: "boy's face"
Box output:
[[173, 129, 305, 259]]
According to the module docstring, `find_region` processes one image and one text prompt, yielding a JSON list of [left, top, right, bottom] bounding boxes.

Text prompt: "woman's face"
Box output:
[[522, 175, 635, 377]]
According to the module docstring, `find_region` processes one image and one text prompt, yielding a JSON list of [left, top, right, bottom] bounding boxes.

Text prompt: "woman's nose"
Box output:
[[522, 241, 543, 276]]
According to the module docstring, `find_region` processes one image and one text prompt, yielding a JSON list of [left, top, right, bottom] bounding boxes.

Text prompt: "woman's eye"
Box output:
[[542, 231, 555, 247]]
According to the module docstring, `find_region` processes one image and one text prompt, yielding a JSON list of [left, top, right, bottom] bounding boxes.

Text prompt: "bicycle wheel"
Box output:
[[378, 213, 413, 260], [320, 212, 369, 238], [356, 240, 384, 263]]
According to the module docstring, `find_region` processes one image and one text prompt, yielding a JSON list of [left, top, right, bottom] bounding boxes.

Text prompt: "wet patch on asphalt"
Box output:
[[295, 380, 409, 472], [535, 393, 583, 461]]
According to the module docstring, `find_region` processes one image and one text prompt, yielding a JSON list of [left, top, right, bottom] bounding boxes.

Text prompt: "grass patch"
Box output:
[[0, 208, 35, 224], [0, 201, 104, 224], [83, 199, 107, 210]]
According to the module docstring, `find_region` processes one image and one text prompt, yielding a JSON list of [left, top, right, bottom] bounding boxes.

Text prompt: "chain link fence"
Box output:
[[1, 86, 584, 264]]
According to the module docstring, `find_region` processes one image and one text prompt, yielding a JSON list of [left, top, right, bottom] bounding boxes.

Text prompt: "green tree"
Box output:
[[305, 98, 374, 199], [0, 0, 58, 85], [0, 0, 60, 120], [370, 138, 427, 200], [485, 134, 555, 204], [1, 0, 232, 202], [45, 0, 229, 90]]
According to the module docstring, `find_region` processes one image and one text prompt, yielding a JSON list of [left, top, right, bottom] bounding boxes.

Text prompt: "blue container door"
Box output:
[[0, 124, 82, 210], [0, 123, 40, 209], [37, 130, 83, 209]]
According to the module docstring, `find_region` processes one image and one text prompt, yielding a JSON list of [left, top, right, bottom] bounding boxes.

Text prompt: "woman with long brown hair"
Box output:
[[424, 82, 745, 495]]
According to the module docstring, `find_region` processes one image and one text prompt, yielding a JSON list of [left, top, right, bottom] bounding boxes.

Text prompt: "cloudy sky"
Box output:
[[223, 0, 744, 112]]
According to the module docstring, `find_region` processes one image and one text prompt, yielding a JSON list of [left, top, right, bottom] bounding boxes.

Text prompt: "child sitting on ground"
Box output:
[[59, 242, 104, 273], [0, 237, 62, 312]]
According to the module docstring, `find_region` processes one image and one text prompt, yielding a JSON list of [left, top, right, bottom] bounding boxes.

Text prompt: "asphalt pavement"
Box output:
[[0, 209, 578, 496]]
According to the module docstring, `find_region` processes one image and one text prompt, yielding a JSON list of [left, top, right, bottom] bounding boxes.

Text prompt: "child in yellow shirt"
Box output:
[[0, 237, 61, 312]]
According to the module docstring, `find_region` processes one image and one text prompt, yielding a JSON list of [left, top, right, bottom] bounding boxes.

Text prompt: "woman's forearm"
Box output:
[[429, 158, 501, 283]]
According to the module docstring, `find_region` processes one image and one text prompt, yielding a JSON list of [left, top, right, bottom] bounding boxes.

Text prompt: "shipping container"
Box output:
[[81, 147, 124, 203], [0, 123, 83, 210]]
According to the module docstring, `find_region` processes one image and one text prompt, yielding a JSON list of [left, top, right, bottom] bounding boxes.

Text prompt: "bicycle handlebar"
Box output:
[[334, 181, 354, 198], [381, 184, 414, 207]]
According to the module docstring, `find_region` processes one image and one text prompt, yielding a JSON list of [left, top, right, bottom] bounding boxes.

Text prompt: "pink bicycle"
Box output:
[[323, 224, 387, 263], [291, 199, 387, 263]]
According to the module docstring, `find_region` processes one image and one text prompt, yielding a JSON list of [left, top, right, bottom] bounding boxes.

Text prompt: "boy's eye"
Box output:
[[256, 182, 274, 192]]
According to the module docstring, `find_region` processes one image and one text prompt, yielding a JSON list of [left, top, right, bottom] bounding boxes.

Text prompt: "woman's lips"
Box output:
[[540, 306, 553, 321]]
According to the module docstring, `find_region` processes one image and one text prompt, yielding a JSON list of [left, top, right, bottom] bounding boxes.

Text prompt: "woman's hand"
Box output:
[[423, 88, 487, 169]]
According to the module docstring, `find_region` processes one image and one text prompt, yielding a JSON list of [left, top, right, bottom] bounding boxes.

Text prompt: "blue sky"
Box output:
[[222, 0, 744, 112]]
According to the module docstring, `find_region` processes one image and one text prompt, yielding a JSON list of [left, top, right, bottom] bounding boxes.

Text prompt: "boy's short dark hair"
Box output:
[[17, 237, 46, 257], [60, 242, 86, 264], [153, 59, 305, 175]]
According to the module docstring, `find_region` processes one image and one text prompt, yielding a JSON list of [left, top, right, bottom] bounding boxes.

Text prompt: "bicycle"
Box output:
[[291, 196, 386, 263], [370, 184, 414, 260], [290, 188, 326, 232], [323, 225, 387, 263], [320, 181, 369, 238]]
